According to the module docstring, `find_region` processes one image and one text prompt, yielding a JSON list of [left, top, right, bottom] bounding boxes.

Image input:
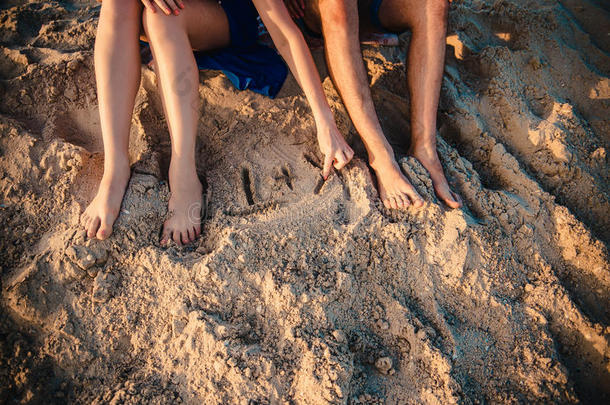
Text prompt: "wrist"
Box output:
[[311, 102, 334, 126]]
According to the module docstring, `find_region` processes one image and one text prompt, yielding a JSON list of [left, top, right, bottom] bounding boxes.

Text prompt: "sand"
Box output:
[[0, 0, 609, 403]]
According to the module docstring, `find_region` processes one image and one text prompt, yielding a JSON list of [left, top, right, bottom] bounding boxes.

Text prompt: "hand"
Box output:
[[283, 0, 305, 19], [141, 0, 185, 16], [317, 121, 354, 180]]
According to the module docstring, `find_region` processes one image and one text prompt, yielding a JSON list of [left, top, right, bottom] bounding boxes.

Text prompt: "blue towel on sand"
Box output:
[[193, 45, 287, 98]]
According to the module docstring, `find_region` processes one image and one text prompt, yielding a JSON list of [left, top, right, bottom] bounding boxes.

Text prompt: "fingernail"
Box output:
[[173, 9, 179, 15]]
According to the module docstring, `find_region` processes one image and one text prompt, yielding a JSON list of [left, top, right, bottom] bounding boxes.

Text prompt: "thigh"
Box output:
[[98, 0, 143, 23], [302, 0, 371, 34], [180, 0, 231, 51], [377, 0, 447, 32], [301, 0, 322, 33]]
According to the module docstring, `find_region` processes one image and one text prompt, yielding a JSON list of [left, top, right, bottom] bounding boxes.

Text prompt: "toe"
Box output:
[[402, 185, 424, 208], [394, 195, 405, 209], [449, 191, 463, 209], [398, 194, 411, 209], [172, 230, 182, 246], [382, 197, 391, 209], [188, 227, 197, 242], [389, 196, 399, 210], [194, 225, 201, 238], [88, 217, 100, 239], [181, 231, 190, 245], [160, 227, 171, 245], [435, 183, 461, 209], [96, 217, 113, 240], [412, 196, 425, 209]]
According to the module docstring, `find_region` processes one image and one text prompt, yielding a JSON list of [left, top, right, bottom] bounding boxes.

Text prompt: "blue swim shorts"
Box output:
[[190, 0, 287, 97]]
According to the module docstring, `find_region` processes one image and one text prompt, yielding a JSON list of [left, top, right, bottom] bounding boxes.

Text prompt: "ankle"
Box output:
[[102, 157, 130, 180], [169, 164, 200, 188], [409, 140, 437, 155], [409, 127, 438, 150], [369, 151, 399, 172]]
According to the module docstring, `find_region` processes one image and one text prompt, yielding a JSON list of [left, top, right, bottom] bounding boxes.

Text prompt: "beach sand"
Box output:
[[0, 0, 608, 403]]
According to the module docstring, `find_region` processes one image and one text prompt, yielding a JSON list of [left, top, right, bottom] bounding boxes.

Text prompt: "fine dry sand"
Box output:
[[1, 0, 609, 403]]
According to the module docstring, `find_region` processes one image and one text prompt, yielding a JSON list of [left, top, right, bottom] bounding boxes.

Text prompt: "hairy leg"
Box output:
[[379, 0, 462, 208], [82, 0, 143, 240], [307, 0, 423, 210], [142, 0, 229, 245]]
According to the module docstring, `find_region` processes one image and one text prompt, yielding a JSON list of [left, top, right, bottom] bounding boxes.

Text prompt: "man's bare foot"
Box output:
[[371, 156, 424, 210], [161, 163, 202, 246], [409, 144, 462, 209], [81, 160, 131, 240]]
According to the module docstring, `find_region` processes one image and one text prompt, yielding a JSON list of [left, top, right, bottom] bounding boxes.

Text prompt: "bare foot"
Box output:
[[371, 157, 424, 210], [81, 160, 131, 240], [161, 163, 202, 246], [410, 144, 462, 209]]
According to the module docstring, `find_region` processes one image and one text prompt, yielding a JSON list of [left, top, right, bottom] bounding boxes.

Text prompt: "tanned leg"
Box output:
[[378, 0, 462, 207], [307, 0, 424, 210], [142, 0, 229, 245], [81, 0, 143, 240]]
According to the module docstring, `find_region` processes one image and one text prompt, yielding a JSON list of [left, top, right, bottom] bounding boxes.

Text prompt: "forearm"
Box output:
[[254, 0, 333, 127]]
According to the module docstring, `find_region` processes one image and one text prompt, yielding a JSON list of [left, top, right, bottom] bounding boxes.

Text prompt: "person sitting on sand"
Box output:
[[283, 0, 463, 210], [81, 0, 353, 245]]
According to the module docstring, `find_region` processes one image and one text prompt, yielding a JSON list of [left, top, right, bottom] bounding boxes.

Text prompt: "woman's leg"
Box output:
[[142, 0, 229, 245], [82, 0, 143, 239]]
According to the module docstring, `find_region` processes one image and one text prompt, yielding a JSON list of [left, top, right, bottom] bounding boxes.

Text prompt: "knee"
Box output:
[[100, 0, 141, 22], [142, 6, 184, 38], [318, 0, 356, 30], [426, 0, 449, 25]]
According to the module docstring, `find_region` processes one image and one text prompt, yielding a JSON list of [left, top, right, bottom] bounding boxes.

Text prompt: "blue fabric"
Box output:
[[194, 45, 287, 98], [192, 0, 287, 98], [218, 0, 259, 49], [369, 0, 385, 32], [140, 0, 287, 98]]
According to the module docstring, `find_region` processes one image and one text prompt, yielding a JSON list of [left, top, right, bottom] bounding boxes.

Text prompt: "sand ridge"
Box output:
[[0, 0, 609, 403]]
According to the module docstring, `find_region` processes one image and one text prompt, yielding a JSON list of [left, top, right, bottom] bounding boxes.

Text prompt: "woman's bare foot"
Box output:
[[371, 155, 424, 210], [81, 159, 131, 240], [161, 163, 202, 246], [409, 144, 462, 209]]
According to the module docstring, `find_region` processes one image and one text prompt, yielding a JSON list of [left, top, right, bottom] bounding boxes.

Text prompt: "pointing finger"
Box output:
[[322, 153, 334, 180]]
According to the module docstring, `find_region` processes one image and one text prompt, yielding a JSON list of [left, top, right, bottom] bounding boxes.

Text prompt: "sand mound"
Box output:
[[1, 0, 608, 403]]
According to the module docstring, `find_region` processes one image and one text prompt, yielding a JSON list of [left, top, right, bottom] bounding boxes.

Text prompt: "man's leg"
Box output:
[[306, 0, 424, 210], [142, 0, 229, 245], [81, 0, 143, 240], [378, 0, 462, 208]]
